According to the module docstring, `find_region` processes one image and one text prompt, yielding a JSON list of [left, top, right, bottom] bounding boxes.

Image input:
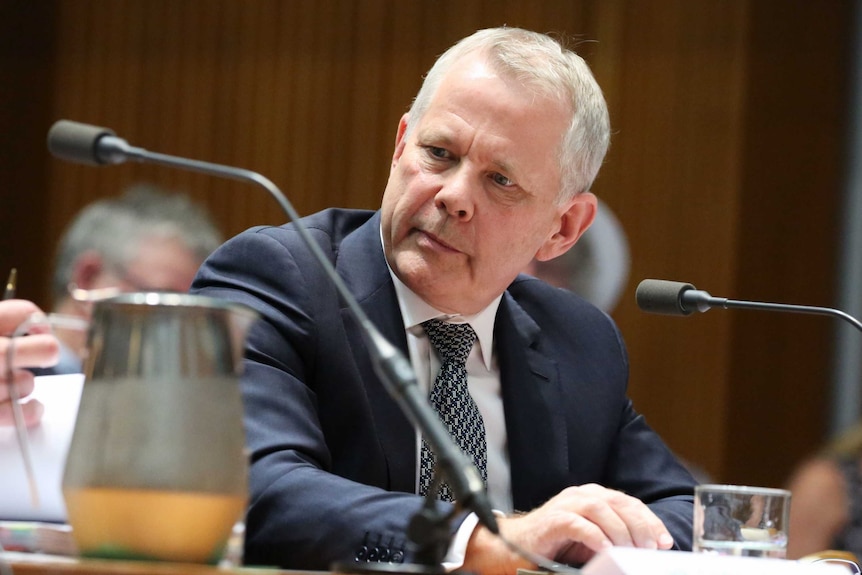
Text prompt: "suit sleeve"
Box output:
[[607, 400, 697, 550], [192, 226, 453, 569], [508, 277, 697, 552], [602, 322, 697, 551]]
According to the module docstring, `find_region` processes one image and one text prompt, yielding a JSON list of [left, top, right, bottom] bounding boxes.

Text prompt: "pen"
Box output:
[[4, 267, 16, 299], [4, 267, 40, 507]]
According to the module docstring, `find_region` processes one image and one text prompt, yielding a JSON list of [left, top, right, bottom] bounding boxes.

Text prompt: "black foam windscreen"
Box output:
[[47, 120, 115, 166], [635, 279, 695, 316]]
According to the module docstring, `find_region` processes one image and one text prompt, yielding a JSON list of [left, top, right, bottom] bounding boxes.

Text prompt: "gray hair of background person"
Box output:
[[51, 183, 223, 302], [529, 198, 630, 313], [404, 27, 611, 203]]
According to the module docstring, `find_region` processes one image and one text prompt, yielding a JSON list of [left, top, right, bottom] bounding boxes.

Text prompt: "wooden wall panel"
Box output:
[[725, 1, 851, 485], [0, 2, 57, 303], [42, 0, 614, 290], [1, 1, 852, 489], [601, 1, 750, 480]]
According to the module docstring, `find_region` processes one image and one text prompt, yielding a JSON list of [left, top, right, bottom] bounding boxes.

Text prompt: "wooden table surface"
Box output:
[[1, 552, 324, 575]]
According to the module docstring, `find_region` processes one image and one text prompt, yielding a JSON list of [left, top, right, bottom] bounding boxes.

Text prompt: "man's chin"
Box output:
[[391, 247, 434, 278]]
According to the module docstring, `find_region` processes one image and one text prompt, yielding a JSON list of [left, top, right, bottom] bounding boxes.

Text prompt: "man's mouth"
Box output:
[[416, 229, 461, 254]]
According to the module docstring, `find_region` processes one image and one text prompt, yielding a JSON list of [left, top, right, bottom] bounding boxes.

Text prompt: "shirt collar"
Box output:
[[380, 228, 501, 370]]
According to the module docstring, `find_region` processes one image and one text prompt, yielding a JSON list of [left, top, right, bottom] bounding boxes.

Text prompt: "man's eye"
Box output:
[[427, 146, 450, 159], [491, 173, 514, 187]]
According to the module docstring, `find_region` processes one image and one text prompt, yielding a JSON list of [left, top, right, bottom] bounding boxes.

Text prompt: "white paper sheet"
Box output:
[[582, 547, 849, 575], [0, 374, 84, 522]]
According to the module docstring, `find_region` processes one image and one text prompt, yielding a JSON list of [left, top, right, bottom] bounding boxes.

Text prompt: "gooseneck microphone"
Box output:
[[636, 279, 862, 332], [47, 120, 498, 558]]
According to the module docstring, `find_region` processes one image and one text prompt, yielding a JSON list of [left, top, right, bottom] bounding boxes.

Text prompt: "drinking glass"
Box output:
[[693, 484, 791, 558]]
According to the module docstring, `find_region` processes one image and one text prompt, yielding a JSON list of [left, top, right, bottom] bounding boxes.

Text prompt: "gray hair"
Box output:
[[405, 27, 610, 202], [51, 183, 223, 301]]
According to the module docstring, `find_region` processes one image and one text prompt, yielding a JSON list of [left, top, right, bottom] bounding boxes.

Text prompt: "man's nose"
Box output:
[[434, 168, 475, 221]]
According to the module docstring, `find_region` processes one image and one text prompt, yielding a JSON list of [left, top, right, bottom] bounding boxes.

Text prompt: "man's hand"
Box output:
[[464, 483, 675, 575], [0, 300, 60, 427]]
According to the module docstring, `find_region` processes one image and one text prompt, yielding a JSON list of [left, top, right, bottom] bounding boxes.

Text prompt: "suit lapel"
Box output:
[[332, 215, 569, 504], [495, 294, 569, 512], [336, 212, 417, 494]]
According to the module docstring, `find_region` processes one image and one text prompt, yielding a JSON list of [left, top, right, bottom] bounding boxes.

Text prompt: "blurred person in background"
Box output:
[[41, 183, 223, 374], [786, 422, 862, 560], [522, 197, 630, 314]]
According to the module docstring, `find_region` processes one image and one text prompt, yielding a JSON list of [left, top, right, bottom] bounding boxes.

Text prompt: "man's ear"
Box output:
[[391, 113, 410, 168], [70, 250, 107, 290], [535, 192, 598, 261]]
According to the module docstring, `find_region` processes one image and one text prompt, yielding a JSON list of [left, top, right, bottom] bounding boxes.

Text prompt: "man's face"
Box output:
[[119, 235, 202, 292], [381, 54, 596, 314], [82, 235, 202, 296]]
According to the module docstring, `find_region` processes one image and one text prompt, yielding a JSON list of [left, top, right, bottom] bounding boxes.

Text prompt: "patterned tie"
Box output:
[[418, 319, 487, 501]]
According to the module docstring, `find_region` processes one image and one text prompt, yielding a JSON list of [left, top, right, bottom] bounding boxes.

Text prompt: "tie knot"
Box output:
[[422, 319, 476, 364]]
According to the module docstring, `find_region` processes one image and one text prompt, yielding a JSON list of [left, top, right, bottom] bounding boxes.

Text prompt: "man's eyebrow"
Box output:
[[491, 158, 517, 176], [417, 128, 454, 145]]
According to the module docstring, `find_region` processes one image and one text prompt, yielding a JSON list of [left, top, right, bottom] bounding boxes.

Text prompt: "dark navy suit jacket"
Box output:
[[192, 208, 696, 570]]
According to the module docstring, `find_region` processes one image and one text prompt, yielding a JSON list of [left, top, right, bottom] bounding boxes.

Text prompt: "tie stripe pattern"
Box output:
[[418, 319, 487, 501]]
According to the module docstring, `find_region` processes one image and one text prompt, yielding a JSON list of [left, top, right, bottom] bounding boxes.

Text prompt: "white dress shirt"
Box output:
[[388, 271, 514, 513], [382, 241, 513, 568]]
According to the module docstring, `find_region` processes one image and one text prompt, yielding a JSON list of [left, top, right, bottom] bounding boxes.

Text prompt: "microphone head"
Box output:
[[636, 279, 697, 316], [47, 120, 116, 166]]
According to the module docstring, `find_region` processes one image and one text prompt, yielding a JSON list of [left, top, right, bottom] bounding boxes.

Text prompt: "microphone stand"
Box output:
[[681, 289, 862, 332], [406, 476, 460, 572], [636, 278, 862, 333], [47, 120, 497, 574]]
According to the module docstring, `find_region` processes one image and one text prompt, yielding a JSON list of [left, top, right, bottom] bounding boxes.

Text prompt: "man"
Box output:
[[2, 185, 221, 426], [193, 27, 696, 574], [45, 183, 223, 374]]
